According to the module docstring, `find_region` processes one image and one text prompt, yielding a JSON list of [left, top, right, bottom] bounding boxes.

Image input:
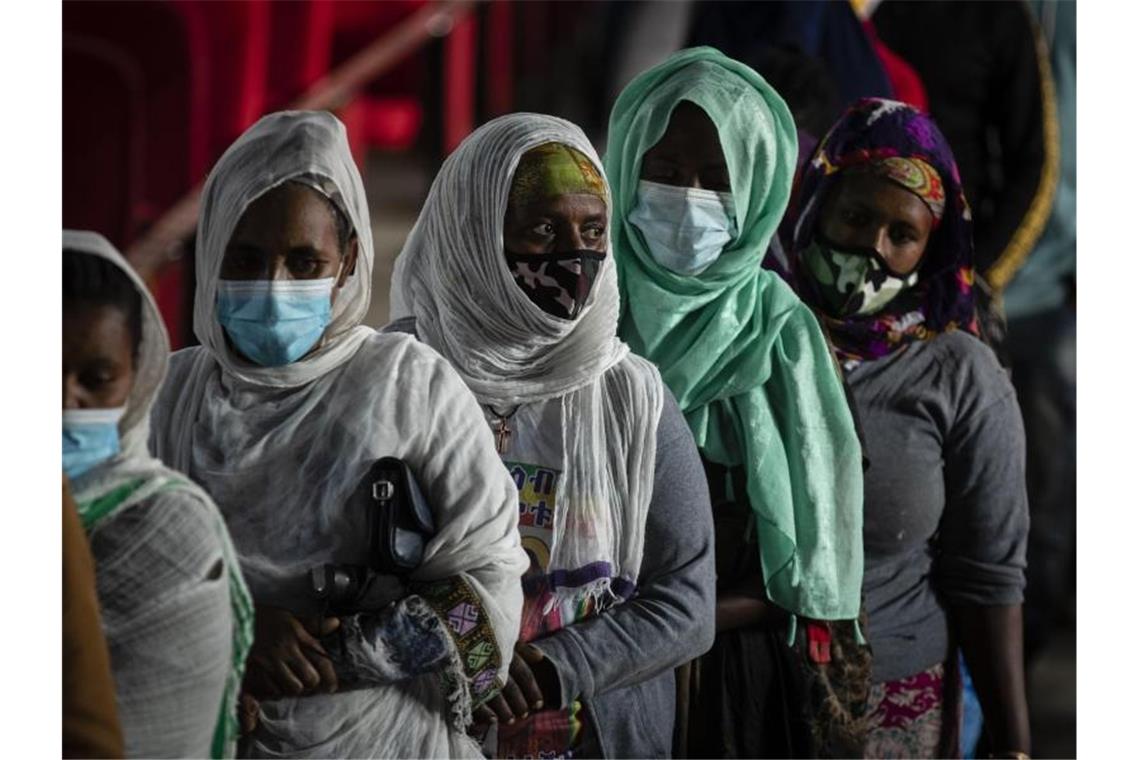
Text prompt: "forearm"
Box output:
[[716, 596, 769, 632], [950, 603, 1031, 755], [531, 480, 715, 703], [715, 574, 789, 632], [533, 390, 717, 704], [533, 585, 715, 705]]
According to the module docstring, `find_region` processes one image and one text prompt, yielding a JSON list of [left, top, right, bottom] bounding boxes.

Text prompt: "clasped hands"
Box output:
[[238, 607, 562, 738]]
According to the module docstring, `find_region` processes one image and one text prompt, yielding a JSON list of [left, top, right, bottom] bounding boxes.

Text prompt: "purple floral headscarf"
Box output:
[[787, 98, 979, 369]]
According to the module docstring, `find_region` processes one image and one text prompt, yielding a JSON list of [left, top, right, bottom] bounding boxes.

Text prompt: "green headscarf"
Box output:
[[606, 47, 864, 626]]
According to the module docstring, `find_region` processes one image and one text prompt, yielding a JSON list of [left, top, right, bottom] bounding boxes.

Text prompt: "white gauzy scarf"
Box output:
[[64, 230, 253, 758], [390, 113, 665, 609], [194, 112, 375, 389], [150, 111, 527, 758]]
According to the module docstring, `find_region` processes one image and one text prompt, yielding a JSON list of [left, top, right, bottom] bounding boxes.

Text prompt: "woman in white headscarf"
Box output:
[[63, 229, 252, 758], [149, 110, 528, 758], [388, 113, 716, 758]]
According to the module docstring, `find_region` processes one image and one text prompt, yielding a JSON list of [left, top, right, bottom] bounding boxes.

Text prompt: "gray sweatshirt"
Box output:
[[385, 318, 716, 757], [533, 389, 716, 758], [847, 330, 1029, 683]]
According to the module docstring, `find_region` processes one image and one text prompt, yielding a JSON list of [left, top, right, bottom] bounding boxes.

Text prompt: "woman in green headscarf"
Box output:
[[606, 47, 867, 756]]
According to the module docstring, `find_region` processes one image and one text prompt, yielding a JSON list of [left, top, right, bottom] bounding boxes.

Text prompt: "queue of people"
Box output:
[[63, 46, 1032, 760]]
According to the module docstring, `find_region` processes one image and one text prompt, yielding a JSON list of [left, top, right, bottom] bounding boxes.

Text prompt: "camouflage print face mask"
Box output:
[[504, 249, 606, 320], [803, 236, 920, 318]]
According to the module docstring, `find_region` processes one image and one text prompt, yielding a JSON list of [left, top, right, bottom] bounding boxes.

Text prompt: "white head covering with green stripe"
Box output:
[[64, 229, 253, 758]]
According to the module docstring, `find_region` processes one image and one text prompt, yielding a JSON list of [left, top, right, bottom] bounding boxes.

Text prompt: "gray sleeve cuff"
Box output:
[[937, 555, 1026, 606], [529, 627, 593, 708]]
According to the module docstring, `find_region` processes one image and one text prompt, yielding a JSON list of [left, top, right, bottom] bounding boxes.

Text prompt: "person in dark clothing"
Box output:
[[744, 45, 843, 144], [748, 45, 843, 280], [687, 0, 892, 120], [873, 0, 1058, 285], [1004, 0, 1077, 665]]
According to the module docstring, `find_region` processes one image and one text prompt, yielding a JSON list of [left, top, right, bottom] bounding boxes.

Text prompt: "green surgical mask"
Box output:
[[803, 237, 920, 318]]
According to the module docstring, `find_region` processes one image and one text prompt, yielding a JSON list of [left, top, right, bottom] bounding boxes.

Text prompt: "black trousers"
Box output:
[[686, 626, 814, 759]]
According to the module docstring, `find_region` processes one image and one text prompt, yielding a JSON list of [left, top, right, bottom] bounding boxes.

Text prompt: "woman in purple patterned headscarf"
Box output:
[[786, 99, 1032, 759], [788, 97, 980, 371]]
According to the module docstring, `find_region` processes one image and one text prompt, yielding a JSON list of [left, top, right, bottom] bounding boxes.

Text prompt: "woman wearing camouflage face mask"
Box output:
[[502, 142, 610, 321], [388, 113, 716, 759], [787, 98, 1031, 758]]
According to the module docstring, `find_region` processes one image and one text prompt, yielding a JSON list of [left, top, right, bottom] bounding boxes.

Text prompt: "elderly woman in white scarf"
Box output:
[[149, 110, 528, 758], [63, 230, 252, 758], [388, 113, 716, 758]]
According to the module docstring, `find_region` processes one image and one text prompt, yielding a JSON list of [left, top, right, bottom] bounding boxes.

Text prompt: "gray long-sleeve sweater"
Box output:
[[385, 318, 716, 757], [849, 330, 1029, 683], [532, 389, 716, 758]]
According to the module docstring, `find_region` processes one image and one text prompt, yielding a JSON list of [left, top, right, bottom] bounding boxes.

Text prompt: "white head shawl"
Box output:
[[64, 230, 168, 470], [63, 230, 253, 758], [195, 110, 375, 388], [391, 113, 665, 605]]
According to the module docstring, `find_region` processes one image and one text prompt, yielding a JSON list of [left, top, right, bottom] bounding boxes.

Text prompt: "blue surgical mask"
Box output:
[[63, 407, 125, 480], [627, 179, 737, 275], [216, 278, 336, 367]]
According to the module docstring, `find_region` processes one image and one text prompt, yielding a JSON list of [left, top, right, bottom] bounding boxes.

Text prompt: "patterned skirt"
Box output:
[[863, 661, 961, 759]]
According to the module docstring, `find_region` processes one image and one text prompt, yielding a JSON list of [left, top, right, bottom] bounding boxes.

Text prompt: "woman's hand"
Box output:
[[238, 692, 260, 735], [243, 605, 342, 700], [471, 643, 560, 728]]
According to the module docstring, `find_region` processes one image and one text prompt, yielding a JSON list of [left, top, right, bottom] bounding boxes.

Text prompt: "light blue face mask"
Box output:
[[627, 179, 737, 275], [63, 407, 125, 480], [216, 277, 336, 367]]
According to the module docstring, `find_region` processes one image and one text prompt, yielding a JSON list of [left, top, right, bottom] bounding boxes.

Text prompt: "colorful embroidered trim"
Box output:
[[417, 576, 504, 708]]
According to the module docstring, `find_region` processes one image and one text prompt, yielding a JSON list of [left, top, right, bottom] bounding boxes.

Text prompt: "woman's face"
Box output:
[[503, 193, 608, 255], [818, 172, 934, 276], [639, 101, 730, 192], [62, 302, 135, 410], [220, 183, 357, 297]]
